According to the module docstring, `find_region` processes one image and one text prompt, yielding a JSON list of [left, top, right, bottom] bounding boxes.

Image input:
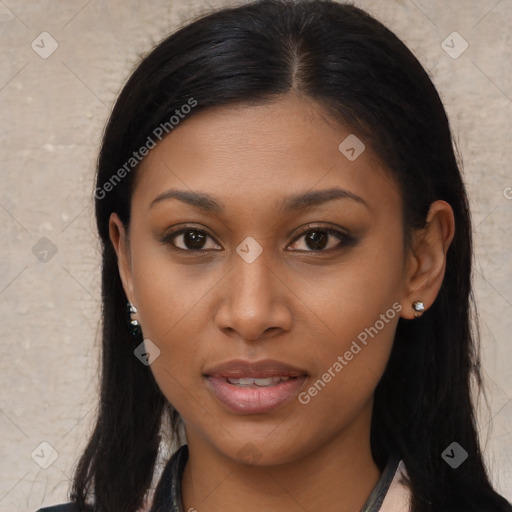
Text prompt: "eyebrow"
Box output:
[[149, 186, 368, 213]]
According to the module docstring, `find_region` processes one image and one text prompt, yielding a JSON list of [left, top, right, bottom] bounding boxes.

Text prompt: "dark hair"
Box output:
[[70, 1, 512, 511]]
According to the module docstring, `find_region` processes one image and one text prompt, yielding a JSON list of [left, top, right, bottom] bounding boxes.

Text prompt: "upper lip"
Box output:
[[204, 359, 308, 379]]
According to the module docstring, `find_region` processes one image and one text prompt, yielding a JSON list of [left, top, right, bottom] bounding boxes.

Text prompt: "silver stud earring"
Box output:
[[127, 301, 141, 336], [412, 301, 425, 318]]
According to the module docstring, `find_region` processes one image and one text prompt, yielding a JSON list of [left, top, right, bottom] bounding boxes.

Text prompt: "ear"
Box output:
[[400, 200, 455, 319], [109, 212, 135, 305]]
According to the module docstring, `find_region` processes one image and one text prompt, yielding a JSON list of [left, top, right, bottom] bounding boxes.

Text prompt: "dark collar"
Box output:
[[149, 444, 401, 512], [360, 452, 402, 511], [150, 444, 189, 512]]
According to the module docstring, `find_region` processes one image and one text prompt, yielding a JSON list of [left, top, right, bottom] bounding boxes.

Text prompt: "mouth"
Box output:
[[225, 376, 296, 388], [203, 359, 308, 414]]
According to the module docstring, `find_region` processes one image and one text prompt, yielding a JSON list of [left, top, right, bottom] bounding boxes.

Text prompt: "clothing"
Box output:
[[36, 506, 93, 512], [37, 445, 411, 512]]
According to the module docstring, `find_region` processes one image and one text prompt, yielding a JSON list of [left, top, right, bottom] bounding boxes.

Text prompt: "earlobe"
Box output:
[[400, 200, 455, 320], [108, 212, 135, 304]]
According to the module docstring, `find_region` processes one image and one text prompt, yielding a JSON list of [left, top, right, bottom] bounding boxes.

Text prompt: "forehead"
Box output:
[[132, 94, 401, 218]]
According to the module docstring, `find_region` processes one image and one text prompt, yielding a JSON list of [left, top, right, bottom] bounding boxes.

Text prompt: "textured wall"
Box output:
[[0, 0, 511, 510]]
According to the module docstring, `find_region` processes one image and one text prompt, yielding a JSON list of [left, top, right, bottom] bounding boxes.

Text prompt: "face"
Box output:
[[110, 93, 418, 466]]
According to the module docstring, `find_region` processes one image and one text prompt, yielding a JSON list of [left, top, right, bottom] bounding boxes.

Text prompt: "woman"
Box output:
[[37, 0, 512, 511]]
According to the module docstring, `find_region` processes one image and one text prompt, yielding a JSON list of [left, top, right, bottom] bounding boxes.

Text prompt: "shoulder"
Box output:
[[36, 503, 93, 512]]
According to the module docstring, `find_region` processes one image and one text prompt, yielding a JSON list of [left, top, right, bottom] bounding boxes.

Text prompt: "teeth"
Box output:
[[226, 376, 292, 387]]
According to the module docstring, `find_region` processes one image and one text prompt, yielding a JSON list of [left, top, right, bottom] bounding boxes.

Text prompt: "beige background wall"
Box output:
[[1, 0, 511, 510]]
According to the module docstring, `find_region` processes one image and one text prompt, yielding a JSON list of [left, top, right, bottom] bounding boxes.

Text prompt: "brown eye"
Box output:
[[162, 228, 221, 251], [303, 230, 329, 250], [289, 226, 356, 252]]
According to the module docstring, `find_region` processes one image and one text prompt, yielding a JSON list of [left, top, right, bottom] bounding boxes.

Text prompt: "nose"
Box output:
[[214, 250, 293, 342]]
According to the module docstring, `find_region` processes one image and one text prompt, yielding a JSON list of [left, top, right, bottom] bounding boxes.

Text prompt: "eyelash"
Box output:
[[160, 223, 356, 254]]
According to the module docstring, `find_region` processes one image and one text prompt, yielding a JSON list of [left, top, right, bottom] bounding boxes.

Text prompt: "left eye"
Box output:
[[288, 227, 353, 252]]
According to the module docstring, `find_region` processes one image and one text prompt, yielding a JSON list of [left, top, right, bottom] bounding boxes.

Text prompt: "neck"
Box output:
[[181, 402, 381, 512]]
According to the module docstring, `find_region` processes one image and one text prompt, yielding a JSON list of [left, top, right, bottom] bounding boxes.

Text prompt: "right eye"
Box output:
[[161, 227, 222, 252]]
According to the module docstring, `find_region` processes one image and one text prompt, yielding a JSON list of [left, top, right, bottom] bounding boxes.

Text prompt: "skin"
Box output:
[[109, 93, 455, 512]]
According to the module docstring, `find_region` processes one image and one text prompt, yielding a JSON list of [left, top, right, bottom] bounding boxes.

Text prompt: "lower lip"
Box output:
[[205, 376, 307, 414]]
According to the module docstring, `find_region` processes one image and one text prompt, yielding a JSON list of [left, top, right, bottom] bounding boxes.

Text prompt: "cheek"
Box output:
[[130, 233, 214, 339], [127, 240, 218, 413], [297, 232, 404, 345], [291, 293, 399, 444], [292, 235, 403, 409]]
